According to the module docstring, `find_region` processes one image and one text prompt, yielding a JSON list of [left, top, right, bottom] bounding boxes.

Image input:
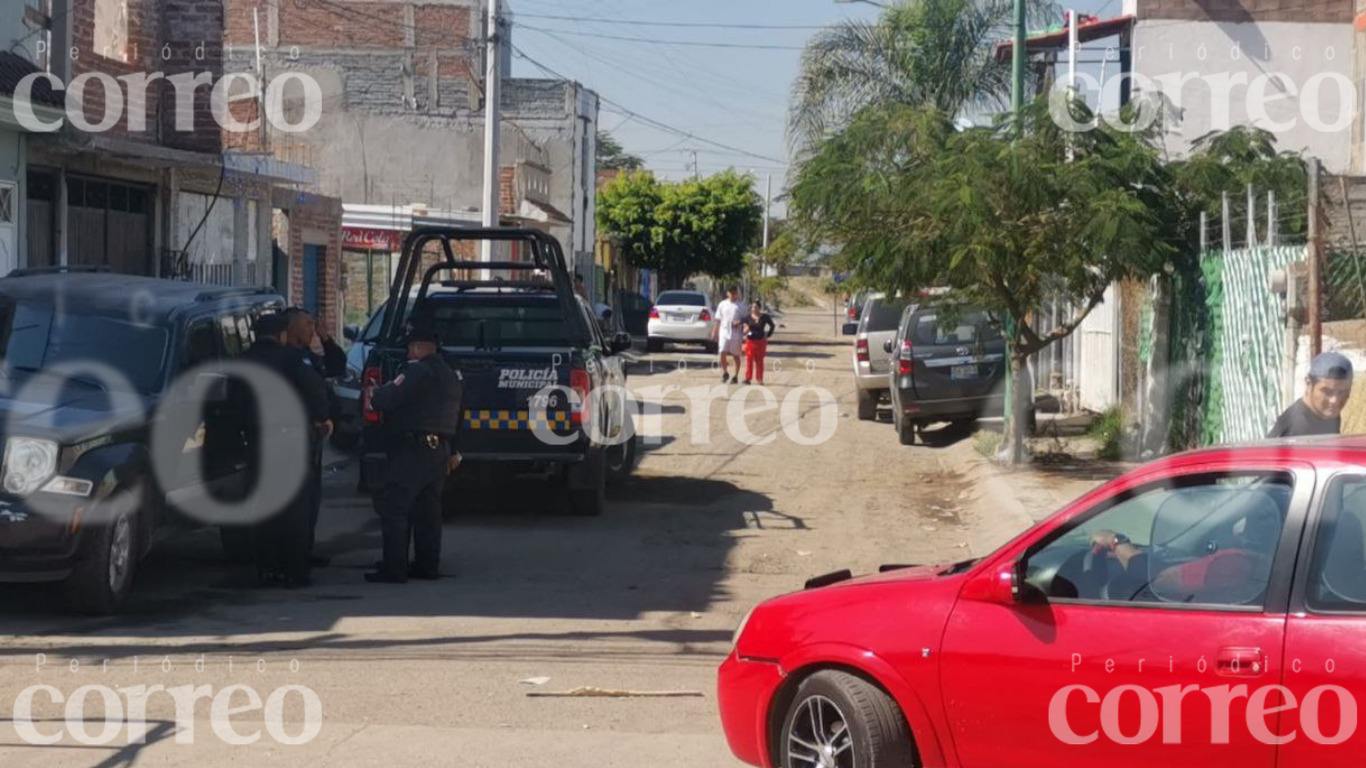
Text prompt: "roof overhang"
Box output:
[[516, 198, 573, 225], [993, 15, 1134, 63], [35, 132, 316, 184], [0, 96, 65, 133]]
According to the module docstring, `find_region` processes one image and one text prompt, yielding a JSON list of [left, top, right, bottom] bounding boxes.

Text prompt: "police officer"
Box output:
[[236, 312, 332, 588], [283, 307, 345, 567], [365, 326, 462, 584]]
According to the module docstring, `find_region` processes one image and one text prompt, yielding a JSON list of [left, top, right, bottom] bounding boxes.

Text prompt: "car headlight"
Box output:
[[732, 607, 756, 648], [3, 437, 59, 495]]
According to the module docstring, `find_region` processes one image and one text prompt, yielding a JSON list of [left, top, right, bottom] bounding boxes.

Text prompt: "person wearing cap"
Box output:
[[233, 312, 332, 588], [365, 324, 463, 584], [1268, 352, 1355, 438]]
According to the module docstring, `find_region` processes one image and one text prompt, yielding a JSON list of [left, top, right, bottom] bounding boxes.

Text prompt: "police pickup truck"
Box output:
[[359, 228, 637, 516]]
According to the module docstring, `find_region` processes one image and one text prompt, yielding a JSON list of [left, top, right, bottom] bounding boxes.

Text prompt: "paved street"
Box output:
[[0, 302, 1099, 768]]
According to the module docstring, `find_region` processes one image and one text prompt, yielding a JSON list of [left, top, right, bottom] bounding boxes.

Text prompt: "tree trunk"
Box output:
[[1140, 274, 1172, 458], [998, 349, 1032, 465]]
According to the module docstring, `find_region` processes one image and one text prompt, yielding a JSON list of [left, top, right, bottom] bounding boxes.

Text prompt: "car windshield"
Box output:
[[656, 292, 707, 307], [0, 301, 169, 394]]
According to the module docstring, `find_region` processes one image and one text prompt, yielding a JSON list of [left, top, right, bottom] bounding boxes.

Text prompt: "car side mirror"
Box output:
[[343, 325, 360, 342], [610, 332, 633, 354], [842, 322, 858, 336], [193, 372, 229, 404], [961, 560, 1020, 605], [883, 339, 894, 354]]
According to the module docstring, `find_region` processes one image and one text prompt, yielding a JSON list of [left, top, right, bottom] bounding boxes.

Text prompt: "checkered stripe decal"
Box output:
[[463, 409, 573, 430]]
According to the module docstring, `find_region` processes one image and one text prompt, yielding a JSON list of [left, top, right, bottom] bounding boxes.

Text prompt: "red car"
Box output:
[[719, 438, 1366, 767]]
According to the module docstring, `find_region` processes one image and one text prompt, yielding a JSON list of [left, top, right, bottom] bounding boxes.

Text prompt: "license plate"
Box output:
[[666, 313, 685, 322], [951, 364, 978, 380]]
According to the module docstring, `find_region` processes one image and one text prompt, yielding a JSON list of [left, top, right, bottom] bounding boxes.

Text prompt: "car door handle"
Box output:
[[1217, 647, 1267, 677]]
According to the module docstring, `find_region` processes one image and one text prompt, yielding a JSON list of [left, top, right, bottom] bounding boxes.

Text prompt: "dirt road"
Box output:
[[0, 302, 1091, 767]]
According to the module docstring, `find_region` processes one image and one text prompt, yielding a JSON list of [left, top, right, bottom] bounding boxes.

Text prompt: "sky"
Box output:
[[507, 0, 1120, 209]]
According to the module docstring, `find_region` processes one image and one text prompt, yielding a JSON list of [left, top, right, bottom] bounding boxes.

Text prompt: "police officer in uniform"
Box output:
[[283, 307, 345, 567], [235, 312, 332, 588], [365, 326, 462, 584]]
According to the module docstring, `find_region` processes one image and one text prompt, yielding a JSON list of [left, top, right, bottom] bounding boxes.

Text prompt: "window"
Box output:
[[1308, 476, 1366, 612], [912, 309, 1002, 346], [864, 298, 910, 332], [93, 0, 130, 62], [218, 316, 246, 358], [1021, 473, 1292, 609], [183, 320, 219, 370], [656, 292, 707, 307], [0, 185, 14, 225], [421, 298, 577, 348]]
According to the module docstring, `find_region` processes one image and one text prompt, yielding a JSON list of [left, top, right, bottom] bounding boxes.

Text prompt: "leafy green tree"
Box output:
[[597, 131, 645, 171], [789, 0, 1054, 151], [597, 170, 763, 289], [791, 99, 1180, 463], [1170, 126, 1307, 248]]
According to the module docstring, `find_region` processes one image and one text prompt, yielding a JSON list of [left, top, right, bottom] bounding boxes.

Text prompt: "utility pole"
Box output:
[[480, 0, 502, 271], [690, 149, 699, 180], [1002, 0, 1027, 461], [1308, 157, 1323, 358], [761, 174, 771, 279]]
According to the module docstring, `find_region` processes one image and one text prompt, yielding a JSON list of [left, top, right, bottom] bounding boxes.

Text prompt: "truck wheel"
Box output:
[[857, 389, 876, 421], [220, 526, 255, 564], [64, 491, 140, 615], [568, 450, 607, 517], [897, 417, 916, 446], [646, 337, 663, 353], [606, 433, 638, 485]]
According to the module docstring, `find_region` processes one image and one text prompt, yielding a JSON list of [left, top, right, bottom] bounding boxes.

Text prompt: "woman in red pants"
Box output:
[[741, 301, 776, 385]]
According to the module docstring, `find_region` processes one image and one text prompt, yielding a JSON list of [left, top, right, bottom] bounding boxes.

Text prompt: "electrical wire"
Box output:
[[512, 43, 786, 165], [511, 12, 828, 30], [515, 24, 806, 51], [181, 163, 227, 255]]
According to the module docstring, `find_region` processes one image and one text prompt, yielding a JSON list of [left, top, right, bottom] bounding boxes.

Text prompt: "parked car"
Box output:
[[845, 290, 869, 323], [886, 303, 1008, 445], [0, 267, 283, 613], [361, 228, 637, 516], [646, 290, 717, 354], [842, 293, 912, 420], [720, 437, 1366, 768]]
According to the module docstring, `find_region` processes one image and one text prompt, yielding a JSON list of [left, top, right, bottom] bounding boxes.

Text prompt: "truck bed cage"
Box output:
[[380, 227, 589, 345]]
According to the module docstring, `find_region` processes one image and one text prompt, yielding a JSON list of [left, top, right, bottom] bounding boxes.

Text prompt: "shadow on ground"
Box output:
[[0, 463, 778, 637]]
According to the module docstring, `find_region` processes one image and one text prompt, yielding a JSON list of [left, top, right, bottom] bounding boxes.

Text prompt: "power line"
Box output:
[[512, 12, 828, 30], [511, 43, 787, 165], [516, 24, 806, 51]]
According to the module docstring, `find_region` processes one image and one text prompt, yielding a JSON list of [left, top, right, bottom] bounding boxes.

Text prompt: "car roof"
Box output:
[[657, 290, 707, 297], [1151, 436, 1366, 470], [0, 273, 280, 320]]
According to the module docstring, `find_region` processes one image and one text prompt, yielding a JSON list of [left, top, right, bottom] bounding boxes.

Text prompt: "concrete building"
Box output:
[[1123, 0, 1355, 172], [219, 0, 601, 323]]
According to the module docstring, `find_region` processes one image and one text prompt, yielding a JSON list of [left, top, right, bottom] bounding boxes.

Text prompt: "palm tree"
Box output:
[[789, 0, 1055, 152]]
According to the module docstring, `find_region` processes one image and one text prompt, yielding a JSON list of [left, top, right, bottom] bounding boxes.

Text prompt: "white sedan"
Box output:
[[646, 290, 717, 353]]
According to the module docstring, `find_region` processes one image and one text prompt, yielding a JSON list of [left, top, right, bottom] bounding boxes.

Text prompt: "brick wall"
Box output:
[[279, 191, 344, 334], [69, 0, 161, 140], [499, 166, 514, 214], [159, 0, 226, 154], [1138, 0, 1352, 22]]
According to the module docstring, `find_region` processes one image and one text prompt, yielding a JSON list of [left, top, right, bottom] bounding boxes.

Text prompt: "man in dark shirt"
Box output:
[[1268, 352, 1354, 438], [283, 307, 345, 567], [235, 313, 332, 587], [365, 326, 463, 584]]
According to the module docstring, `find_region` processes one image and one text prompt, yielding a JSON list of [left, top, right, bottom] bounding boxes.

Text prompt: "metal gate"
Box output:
[[1075, 284, 1119, 413]]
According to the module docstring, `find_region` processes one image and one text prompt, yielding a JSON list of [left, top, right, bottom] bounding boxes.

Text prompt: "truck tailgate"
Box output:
[[450, 349, 580, 456]]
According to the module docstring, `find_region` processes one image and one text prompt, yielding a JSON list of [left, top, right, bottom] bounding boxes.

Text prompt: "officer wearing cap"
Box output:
[[234, 312, 331, 587], [365, 325, 463, 584], [1269, 351, 1355, 438]]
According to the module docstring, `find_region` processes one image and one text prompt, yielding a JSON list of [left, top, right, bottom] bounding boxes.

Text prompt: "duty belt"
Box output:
[[400, 432, 445, 449]]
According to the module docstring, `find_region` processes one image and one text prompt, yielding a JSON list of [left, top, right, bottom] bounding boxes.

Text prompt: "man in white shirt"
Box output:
[[713, 286, 744, 384]]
